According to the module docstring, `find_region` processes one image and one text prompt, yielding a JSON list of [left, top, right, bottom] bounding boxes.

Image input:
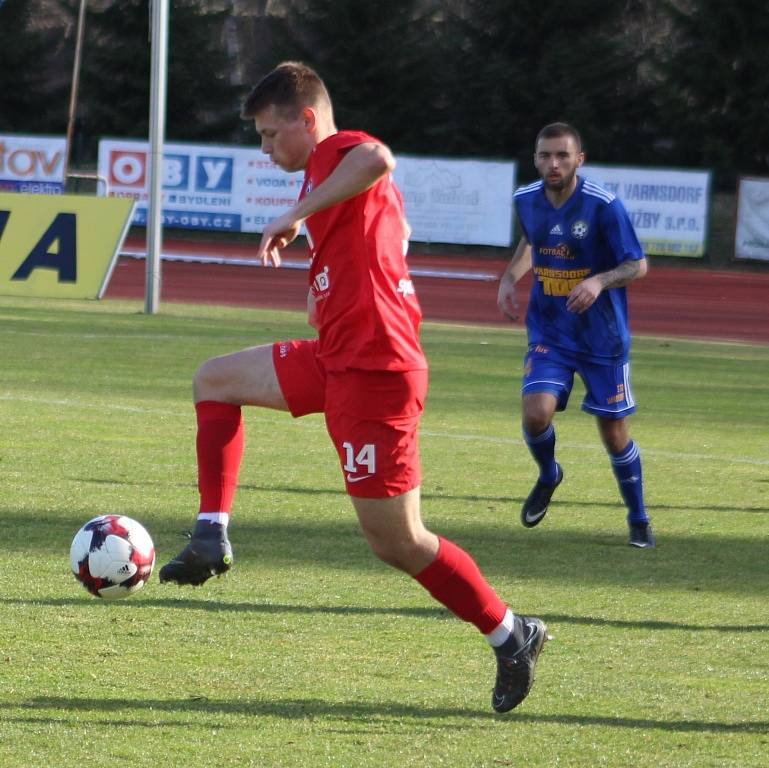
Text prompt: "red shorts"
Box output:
[[272, 339, 427, 498]]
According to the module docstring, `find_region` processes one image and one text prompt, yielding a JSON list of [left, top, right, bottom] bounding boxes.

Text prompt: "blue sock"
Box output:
[[524, 425, 559, 485], [610, 440, 649, 525]]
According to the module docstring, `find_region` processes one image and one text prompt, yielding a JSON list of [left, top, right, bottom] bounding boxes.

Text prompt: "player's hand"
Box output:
[[497, 277, 520, 322], [566, 276, 602, 313], [255, 214, 303, 267]]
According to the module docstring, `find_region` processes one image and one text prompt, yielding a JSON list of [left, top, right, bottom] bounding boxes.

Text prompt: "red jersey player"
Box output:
[[158, 61, 548, 712]]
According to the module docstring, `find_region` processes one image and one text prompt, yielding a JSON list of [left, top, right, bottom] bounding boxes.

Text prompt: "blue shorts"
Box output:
[[522, 344, 636, 419]]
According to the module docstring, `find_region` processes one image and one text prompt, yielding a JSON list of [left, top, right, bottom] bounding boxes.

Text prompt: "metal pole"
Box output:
[[145, 0, 169, 314], [64, 0, 88, 184]]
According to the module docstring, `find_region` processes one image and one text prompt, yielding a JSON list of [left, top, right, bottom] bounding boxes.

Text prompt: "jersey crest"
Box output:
[[570, 220, 589, 239]]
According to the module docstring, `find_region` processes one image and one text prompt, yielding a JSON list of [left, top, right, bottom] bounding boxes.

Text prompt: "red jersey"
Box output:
[[301, 130, 427, 373]]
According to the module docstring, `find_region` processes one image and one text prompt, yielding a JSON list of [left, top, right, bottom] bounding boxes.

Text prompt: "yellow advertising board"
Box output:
[[0, 192, 134, 299]]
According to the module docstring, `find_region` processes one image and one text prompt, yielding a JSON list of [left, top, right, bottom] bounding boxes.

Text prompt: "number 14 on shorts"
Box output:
[[342, 441, 376, 481]]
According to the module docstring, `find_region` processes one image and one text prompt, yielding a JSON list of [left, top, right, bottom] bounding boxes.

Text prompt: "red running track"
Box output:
[[106, 237, 769, 345]]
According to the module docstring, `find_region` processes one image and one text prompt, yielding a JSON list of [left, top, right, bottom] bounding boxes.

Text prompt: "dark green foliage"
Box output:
[[76, 0, 242, 161], [263, 0, 440, 152], [77, 0, 151, 145], [1, 0, 767, 180], [431, 0, 661, 172], [0, 0, 68, 132], [659, 0, 769, 179], [260, 0, 660, 171], [164, 1, 244, 143]]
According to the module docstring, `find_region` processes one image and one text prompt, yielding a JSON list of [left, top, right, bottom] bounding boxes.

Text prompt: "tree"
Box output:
[[660, 0, 769, 179], [432, 0, 662, 172], [259, 0, 662, 170], [262, 0, 444, 153], [0, 0, 68, 133], [75, 0, 243, 163]]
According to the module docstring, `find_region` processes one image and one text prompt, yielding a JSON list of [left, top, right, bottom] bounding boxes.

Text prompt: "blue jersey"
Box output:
[[514, 176, 644, 363]]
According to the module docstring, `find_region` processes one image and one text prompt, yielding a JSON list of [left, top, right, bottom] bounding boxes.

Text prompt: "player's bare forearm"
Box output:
[[293, 142, 394, 221], [498, 238, 532, 321], [256, 143, 395, 267], [255, 216, 302, 266], [567, 258, 647, 313], [501, 238, 533, 285], [597, 257, 648, 290]]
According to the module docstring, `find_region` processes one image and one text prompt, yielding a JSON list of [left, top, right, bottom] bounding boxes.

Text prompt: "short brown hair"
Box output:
[[535, 122, 583, 152], [241, 61, 332, 119]]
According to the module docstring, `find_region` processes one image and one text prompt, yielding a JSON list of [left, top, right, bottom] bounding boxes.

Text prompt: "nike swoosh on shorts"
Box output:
[[346, 474, 373, 483]]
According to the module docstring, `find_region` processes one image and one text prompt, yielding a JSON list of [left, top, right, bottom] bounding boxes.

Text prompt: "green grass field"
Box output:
[[1, 296, 768, 768]]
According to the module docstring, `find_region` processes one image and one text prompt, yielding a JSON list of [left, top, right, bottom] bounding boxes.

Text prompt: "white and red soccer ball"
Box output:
[[70, 515, 155, 600]]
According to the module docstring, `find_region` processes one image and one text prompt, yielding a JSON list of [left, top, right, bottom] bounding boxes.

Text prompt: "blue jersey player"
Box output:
[[497, 122, 654, 547]]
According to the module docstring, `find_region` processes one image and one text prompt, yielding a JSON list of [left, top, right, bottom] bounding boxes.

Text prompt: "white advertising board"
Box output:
[[98, 138, 517, 246], [393, 156, 516, 247], [98, 138, 303, 233], [735, 177, 769, 262], [0, 134, 66, 194], [581, 165, 711, 257]]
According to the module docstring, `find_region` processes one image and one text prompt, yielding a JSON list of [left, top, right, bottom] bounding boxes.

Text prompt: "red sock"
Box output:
[[195, 401, 244, 514], [414, 537, 507, 634]]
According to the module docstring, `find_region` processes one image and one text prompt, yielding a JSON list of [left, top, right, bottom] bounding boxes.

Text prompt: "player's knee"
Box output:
[[523, 412, 551, 436], [598, 418, 629, 452], [366, 535, 402, 568], [605, 434, 630, 454], [522, 402, 554, 435], [193, 357, 228, 400], [369, 542, 403, 570], [365, 532, 422, 573]]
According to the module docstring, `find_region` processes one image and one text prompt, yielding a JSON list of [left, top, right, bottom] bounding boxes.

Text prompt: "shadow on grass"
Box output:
[[74, 477, 769, 514], [4, 696, 769, 734], [0, 596, 448, 620], [5, 505, 769, 597], [1, 597, 767, 634]]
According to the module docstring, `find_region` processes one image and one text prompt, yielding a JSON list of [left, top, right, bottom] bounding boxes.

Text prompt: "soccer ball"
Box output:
[[70, 515, 155, 600]]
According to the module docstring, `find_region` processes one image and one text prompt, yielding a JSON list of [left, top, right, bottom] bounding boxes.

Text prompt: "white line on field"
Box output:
[[0, 394, 157, 414], [421, 430, 769, 466], [2, 393, 768, 467]]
